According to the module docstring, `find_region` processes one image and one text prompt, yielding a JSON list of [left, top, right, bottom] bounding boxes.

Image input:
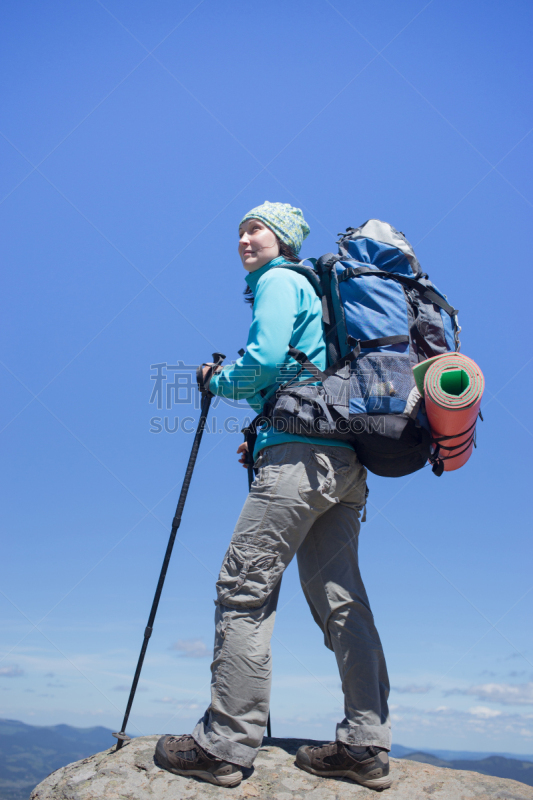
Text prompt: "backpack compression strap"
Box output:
[[338, 265, 457, 317]]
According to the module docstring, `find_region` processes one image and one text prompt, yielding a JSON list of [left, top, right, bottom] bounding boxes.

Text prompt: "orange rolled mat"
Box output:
[[413, 353, 484, 472]]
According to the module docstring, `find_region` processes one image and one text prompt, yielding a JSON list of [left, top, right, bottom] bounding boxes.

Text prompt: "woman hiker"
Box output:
[[155, 202, 392, 790]]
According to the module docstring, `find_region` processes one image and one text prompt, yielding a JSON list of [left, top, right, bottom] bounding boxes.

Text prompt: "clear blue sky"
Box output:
[[1, 0, 532, 755]]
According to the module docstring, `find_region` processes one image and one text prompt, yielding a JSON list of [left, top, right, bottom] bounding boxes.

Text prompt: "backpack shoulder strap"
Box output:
[[315, 253, 343, 365], [269, 262, 323, 298]]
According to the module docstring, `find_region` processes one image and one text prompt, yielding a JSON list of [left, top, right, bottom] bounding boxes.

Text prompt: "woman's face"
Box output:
[[238, 218, 280, 272]]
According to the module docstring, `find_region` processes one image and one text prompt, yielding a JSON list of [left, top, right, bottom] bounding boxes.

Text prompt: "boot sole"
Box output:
[[297, 761, 393, 791], [159, 764, 243, 786], [155, 748, 243, 787]]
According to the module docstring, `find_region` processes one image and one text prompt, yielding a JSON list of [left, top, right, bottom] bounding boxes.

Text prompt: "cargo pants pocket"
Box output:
[[216, 543, 281, 608]]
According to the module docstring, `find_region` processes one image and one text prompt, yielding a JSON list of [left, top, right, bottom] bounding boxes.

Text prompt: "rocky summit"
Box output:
[[30, 735, 533, 800]]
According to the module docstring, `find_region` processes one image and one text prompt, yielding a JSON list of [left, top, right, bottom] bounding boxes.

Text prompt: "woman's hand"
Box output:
[[237, 442, 250, 468], [202, 364, 221, 382], [198, 363, 222, 393]]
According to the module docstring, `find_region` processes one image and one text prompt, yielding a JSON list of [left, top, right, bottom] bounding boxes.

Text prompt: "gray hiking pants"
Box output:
[[192, 441, 390, 768]]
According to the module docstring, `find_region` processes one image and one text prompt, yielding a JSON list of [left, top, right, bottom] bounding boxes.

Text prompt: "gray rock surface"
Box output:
[[30, 735, 533, 800]]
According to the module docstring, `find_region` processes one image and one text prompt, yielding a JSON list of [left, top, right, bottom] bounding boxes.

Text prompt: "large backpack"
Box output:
[[262, 219, 461, 478]]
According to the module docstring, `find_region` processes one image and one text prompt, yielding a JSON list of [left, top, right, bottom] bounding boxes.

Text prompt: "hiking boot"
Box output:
[[155, 734, 243, 787], [296, 740, 392, 790]]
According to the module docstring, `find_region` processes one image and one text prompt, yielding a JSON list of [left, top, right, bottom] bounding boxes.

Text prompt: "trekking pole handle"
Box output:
[[197, 353, 226, 395]]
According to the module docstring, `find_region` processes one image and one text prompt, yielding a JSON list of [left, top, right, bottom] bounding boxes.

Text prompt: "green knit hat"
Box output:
[[240, 201, 310, 255]]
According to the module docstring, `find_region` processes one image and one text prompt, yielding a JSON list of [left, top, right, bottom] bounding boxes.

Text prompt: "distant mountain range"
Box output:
[[393, 748, 533, 787], [1, 718, 532, 800], [0, 719, 116, 800], [390, 742, 533, 763]]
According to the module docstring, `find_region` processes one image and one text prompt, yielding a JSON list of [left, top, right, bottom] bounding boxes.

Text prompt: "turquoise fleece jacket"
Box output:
[[209, 257, 351, 458]]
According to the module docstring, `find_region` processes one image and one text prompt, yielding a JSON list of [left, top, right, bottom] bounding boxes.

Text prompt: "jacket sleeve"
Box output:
[[209, 269, 300, 403]]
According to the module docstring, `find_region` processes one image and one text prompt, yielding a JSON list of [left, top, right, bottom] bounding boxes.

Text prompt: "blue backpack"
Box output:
[[263, 219, 461, 477]]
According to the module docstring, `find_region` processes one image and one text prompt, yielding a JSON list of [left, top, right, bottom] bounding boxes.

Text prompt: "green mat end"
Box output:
[[412, 355, 442, 396]]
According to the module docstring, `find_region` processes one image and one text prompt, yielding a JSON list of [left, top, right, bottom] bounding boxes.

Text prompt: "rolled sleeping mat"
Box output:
[[413, 353, 484, 472]]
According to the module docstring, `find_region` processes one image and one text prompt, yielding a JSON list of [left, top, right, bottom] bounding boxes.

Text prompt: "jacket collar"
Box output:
[[244, 256, 289, 293]]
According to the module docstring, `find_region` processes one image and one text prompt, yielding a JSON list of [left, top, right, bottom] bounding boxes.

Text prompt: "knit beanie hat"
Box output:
[[239, 201, 310, 255]]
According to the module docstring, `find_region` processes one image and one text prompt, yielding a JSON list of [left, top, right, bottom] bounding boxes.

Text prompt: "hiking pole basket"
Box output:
[[113, 352, 225, 750]]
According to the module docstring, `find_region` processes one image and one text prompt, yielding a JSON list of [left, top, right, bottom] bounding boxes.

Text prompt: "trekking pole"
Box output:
[[113, 352, 225, 751], [243, 429, 272, 740]]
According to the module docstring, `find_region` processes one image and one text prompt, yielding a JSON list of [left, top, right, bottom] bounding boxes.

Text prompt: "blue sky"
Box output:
[[1, 0, 532, 755]]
